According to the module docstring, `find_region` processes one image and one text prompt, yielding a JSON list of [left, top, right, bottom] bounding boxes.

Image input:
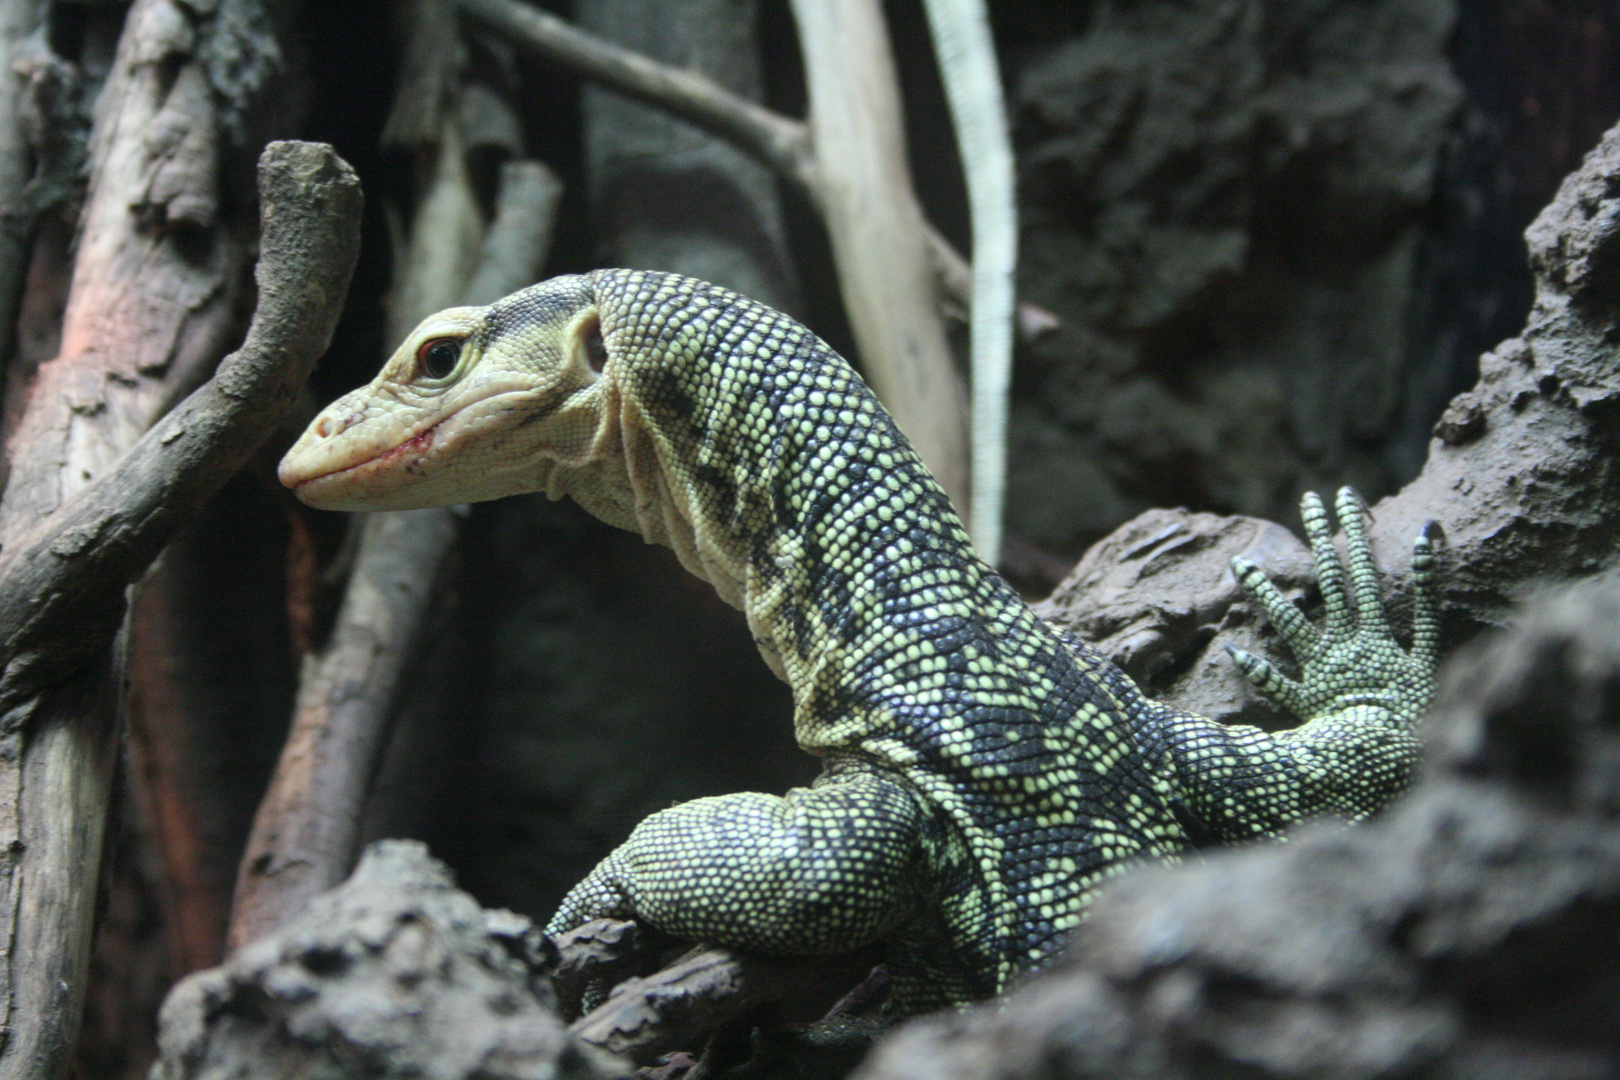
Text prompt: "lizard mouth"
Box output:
[[289, 417, 447, 494], [281, 386, 565, 509]]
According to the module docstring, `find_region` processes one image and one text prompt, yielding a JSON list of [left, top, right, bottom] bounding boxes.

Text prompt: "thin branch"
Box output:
[[456, 0, 816, 194], [453, 0, 1058, 342], [923, 0, 1017, 561]]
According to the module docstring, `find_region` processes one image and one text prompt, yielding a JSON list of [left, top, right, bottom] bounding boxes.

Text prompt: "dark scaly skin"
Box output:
[[280, 270, 1440, 1014]]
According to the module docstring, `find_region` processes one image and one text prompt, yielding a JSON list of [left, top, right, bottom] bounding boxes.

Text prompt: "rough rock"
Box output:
[[1036, 508, 1312, 726], [1039, 115, 1620, 727], [1007, 0, 1463, 557], [150, 840, 628, 1080], [854, 580, 1620, 1080]]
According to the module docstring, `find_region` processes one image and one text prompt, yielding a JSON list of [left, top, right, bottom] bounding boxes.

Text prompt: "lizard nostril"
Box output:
[[315, 416, 334, 438]]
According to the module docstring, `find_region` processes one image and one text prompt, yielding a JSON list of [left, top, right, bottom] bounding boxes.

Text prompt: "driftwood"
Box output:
[[36, 0, 311, 1029], [453, 0, 1058, 342], [0, 136, 359, 1078], [229, 2, 563, 948], [784, 0, 965, 513]]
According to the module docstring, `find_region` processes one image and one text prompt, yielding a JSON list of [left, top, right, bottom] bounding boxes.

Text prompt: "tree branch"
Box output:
[[0, 143, 362, 718], [456, 0, 815, 194]]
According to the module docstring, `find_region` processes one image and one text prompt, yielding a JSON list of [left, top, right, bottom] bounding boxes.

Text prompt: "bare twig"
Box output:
[[456, 0, 814, 193], [923, 0, 1017, 560]]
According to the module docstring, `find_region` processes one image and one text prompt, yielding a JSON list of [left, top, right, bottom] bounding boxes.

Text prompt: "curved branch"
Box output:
[[0, 142, 363, 717], [457, 0, 815, 193]]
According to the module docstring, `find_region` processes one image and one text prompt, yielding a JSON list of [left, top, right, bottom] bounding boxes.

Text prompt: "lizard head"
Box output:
[[279, 274, 614, 511]]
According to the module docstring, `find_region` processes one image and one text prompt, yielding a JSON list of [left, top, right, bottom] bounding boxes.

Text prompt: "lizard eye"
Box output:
[[416, 337, 463, 380]]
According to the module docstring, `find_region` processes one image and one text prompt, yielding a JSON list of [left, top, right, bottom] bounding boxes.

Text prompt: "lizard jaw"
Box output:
[[280, 387, 550, 511], [283, 421, 447, 510]]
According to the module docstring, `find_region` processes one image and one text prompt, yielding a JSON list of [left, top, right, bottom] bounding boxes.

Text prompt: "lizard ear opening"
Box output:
[[582, 311, 608, 373]]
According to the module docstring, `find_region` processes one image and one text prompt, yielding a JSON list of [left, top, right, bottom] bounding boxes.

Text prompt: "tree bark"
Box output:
[[0, 134, 360, 1079]]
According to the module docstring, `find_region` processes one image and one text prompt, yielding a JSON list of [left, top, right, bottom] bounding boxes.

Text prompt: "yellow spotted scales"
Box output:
[[280, 270, 1441, 1013]]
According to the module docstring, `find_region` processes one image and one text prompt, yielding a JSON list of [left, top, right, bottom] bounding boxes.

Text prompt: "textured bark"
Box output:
[[0, 134, 360, 1079], [0, 0, 72, 392]]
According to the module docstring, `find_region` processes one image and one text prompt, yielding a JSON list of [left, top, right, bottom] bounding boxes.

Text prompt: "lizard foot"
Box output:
[[1227, 487, 1440, 728]]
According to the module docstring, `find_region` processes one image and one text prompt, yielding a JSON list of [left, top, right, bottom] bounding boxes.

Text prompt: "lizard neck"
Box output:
[[586, 271, 1042, 755]]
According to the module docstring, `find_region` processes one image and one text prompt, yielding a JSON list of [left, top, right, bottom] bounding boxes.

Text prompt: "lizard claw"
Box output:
[[1231, 487, 1439, 728]]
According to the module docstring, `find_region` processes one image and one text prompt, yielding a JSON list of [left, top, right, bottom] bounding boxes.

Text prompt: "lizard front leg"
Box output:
[[547, 760, 927, 957], [1148, 487, 1440, 841]]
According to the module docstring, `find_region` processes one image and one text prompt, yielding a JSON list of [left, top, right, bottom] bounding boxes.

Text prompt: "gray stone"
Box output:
[[151, 840, 628, 1080]]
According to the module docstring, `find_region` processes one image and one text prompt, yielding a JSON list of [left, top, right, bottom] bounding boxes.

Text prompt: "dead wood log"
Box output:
[[0, 135, 359, 1079]]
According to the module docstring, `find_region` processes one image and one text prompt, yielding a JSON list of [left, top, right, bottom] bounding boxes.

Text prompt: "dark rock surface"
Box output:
[[1038, 115, 1620, 728], [151, 840, 628, 1080], [854, 581, 1620, 1080], [1004, 0, 1463, 559]]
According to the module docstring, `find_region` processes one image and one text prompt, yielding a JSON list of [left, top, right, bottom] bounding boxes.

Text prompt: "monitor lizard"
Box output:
[[279, 269, 1439, 1014]]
